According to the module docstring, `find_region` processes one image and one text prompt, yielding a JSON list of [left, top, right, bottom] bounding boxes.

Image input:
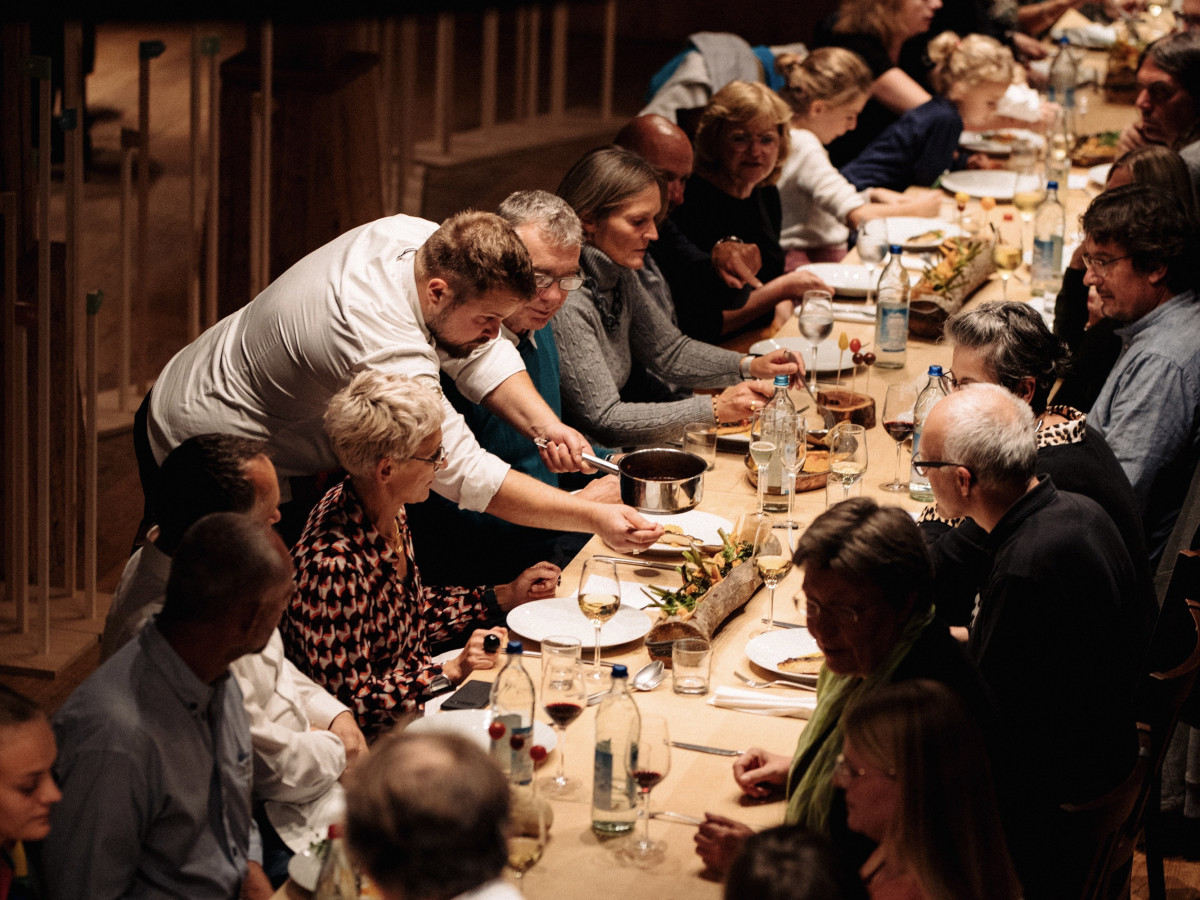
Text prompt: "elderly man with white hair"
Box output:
[[920, 383, 1142, 899]]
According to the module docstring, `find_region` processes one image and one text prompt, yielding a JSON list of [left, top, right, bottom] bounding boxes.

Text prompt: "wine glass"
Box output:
[[733, 511, 772, 558], [621, 715, 671, 867], [798, 291, 834, 393], [754, 518, 792, 636], [879, 383, 917, 492], [829, 422, 868, 501], [749, 435, 777, 519], [857, 220, 887, 307], [1011, 169, 1044, 264], [539, 654, 586, 799], [991, 216, 1022, 301], [780, 412, 807, 532], [506, 784, 547, 882], [577, 558, 620, 683]]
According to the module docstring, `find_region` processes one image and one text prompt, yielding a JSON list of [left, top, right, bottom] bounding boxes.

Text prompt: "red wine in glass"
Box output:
[[544, 701, 584, 728], [884, 419, 914, 442], [632, 769, 665, 791]]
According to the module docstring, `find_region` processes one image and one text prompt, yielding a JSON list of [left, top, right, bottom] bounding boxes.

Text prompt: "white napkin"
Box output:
[[832, 301, 875, 324], [997, 83, 1043, 123], [707, 686, 819, 718]]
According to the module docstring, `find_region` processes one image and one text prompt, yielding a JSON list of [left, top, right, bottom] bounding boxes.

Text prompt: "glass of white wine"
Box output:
[[798, 291, 834, 393], [506, 785, 547, 883], [754, 517, 792, 636], [780, 412, 807, 532], [577, 558, 620, 683], [749, 436, 777, 519], [829, 422, 868, 501], [857, 220, 887, 306], [1011, 169, 1044, 264], [991, 215, 1022, 301]]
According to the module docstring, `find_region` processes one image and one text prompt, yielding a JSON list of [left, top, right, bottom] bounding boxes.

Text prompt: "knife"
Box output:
[[670, 741, 743, 757], [762, 618, 806, 629]]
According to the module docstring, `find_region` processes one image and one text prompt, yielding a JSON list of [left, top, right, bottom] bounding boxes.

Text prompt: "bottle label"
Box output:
[[875, 305, 908, 353], [1032, 236, 1063, 275], [593, 741, 616, 810]]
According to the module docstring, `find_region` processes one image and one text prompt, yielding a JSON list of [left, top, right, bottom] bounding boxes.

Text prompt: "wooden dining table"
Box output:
[[273, 50, 1139, 900]]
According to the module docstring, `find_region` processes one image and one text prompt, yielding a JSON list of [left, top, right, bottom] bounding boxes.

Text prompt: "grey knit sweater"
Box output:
[[551, 244, 743, 447]]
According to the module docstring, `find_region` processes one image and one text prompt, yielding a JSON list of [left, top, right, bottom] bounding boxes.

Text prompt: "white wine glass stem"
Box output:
[[764, 576, 777, 631], [592, 623, 603, 675], [756, 464, 768, 517]]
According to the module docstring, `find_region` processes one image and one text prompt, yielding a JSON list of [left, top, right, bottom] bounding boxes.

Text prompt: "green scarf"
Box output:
[[783, 605, 935, 832]]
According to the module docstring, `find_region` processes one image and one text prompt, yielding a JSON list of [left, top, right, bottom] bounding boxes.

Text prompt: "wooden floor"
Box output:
[[3, 18, 1199, 900]]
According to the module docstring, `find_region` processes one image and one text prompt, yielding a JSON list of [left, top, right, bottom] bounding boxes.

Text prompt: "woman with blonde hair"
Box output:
[[670, 81, 796, 312], [0, 686, 60, 900], [841, 32, 1015, 191], [281, 371, 560, 738], [815, 0, 944, 165], [776, 47, 942, 268], [837, 679, 1022, 900]]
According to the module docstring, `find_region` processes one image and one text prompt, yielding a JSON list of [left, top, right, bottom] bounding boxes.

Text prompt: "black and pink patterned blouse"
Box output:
[[281, 478, 500, 737]]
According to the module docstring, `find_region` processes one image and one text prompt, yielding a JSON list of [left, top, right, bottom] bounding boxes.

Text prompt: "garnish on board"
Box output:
[[641, 530, 754, 620]]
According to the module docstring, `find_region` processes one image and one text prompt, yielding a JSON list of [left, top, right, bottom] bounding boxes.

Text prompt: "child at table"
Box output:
[[840, 33, 1016, 193], [777, 47, 942, 270]]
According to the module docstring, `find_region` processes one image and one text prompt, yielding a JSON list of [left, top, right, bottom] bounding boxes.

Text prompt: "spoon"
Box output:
[[631, 660, 666, 691]]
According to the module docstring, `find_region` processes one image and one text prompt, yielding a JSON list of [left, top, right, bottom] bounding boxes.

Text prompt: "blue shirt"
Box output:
[[840, 96, 967, 192], [46, 623, 256, 900], [1089, 290, 1200, 563]]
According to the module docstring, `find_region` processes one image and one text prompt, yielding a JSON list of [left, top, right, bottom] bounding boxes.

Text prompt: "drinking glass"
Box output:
[[780, 412, 807, 532], [506, 784, 547, 882], [1011, 169, 1045, 263], [733, 511, 772, 557], [991, 218, 1022, 301], [879, 383, 917, 492], [857, 220, 887, 306], [798, 291, 834, 393], [749, 435, 776, 519], [539, 654, 587, 799], [577, 558, 620, 683], [829, 423, 868, 501], [754, 516, 792, 636], [621, 715, 671, 867]]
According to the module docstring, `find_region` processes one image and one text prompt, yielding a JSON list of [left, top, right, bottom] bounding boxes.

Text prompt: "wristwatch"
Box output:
[[713, 235, 744, 253], [423, 675, 454, 700]]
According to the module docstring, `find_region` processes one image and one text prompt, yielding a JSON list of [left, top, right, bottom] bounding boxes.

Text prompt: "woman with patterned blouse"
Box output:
[[281, 371, 560, 738]]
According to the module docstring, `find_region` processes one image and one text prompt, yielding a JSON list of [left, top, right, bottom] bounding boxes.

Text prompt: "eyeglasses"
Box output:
[[727, 130, 780, 151], [910, 454, 970, 477], [942, 371, 976, 391], [796, 595, 865, 628], [834, 753, 897, 782], [1080, 254, 1132, 278], [534, 272, 584, 292], [411, 445, 448, 468]]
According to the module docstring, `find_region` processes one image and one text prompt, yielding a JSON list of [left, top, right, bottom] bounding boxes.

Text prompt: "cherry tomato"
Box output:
[[488, 721, 506, 740], [863, 352, 877, 365], [510, 733, 526, 751], [530, 744, 548, 763], [849, 338, 861, 353]]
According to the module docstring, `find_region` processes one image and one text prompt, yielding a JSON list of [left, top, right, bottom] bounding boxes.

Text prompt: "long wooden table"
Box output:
[[275, 66, 1137, 900]]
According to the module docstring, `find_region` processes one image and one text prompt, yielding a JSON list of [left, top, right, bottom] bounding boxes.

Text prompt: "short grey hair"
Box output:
[[940, 384, 1037, 491], [498, 190, 583, 250], [324, 371, 445, 479], [944, 302, 1069, 415]]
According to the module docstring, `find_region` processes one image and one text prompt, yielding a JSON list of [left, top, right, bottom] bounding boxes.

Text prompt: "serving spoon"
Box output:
[[586, 660, 665, 705]]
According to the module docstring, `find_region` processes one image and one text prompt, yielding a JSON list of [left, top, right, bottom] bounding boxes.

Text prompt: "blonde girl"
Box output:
[[777, 47, 942, 268], [841, 32, 1015, 192]]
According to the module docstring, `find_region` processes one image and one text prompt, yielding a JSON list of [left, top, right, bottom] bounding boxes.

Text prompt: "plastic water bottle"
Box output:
[[314, 823, 357, 900], [1047, 37, 1077, 140], [758, 374, 795, 511], [873, 245, 909, 369], [1031, 181, 1066, 298], [489, 641, 535, 786], [591, 664, 640, 835], [909, 365, 949, 502]]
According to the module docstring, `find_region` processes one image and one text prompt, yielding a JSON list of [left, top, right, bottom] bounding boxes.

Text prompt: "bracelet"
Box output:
[[712, 395, 721, 424], [712, 235, 744, 253], [739, 356, 755, 381]]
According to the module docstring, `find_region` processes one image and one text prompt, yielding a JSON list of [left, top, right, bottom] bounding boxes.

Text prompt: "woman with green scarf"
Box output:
[[694, 498, 1003, 877]]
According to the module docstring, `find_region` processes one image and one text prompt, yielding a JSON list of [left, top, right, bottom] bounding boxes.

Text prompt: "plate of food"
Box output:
[[1072, 131, 1121, 167], [795, 262, 922, 297], [939, 169, 1018, 201], [405, 708, 557, 756], [959, 129, 1044, 156], [878, 217, 962, 250], [506, 597, 652, 648], [640, 509, 733, 555], [745, 628, 824, 681], [749, 336, 861, 373]]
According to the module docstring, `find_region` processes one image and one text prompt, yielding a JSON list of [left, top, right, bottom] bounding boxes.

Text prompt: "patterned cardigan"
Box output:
[[281, 478, 501, 737]]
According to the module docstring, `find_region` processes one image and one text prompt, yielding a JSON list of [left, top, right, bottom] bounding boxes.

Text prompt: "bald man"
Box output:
[[614, 114, 829, 342]]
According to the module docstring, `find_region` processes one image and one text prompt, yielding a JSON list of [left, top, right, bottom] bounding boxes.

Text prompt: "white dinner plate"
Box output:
[[506, 597, 652, 648], [639, 509, 733, 555], [877, 217, 962, 250], [287, 847, 323, 892], [959, 129, 1045, 156], [749, 336, 861, 374], [745, 628, 824, 681], [405, 708, 557, 755], [1089, 163, 1112, 188], [796, 263, 922, 299], [939, 169, 1018, 201]]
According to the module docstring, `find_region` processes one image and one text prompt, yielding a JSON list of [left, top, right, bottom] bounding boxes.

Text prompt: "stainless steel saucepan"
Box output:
[[581, 447, 706, 513]]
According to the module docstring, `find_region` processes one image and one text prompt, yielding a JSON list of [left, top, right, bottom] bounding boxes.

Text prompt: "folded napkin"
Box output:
[[708, 686, 819, 718], [832, 301, 875, 324]]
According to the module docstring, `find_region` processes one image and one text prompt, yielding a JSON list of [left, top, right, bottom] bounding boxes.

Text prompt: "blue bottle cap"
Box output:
[[506, 640, 524, 654], [889, 244, 902, 253], [928, 365, 943, 376], [774, 374, 789, 386], [1047, 180, 1058, 190], [611, 664, 629, 678]]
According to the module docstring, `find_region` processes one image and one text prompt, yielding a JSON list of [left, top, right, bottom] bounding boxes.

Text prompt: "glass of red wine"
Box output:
[[539, 654, 587, 800], [621, 714, 671, 866], [880, 382, 918, 492]]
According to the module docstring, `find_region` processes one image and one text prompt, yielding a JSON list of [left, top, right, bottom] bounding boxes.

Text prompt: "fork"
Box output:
[[734, 671, 816, 691]]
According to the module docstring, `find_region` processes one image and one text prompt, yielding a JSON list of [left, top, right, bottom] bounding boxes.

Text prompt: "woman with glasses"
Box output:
[[281, 371, 560, 738], [695, 498, 1002, 878], [838, 680, 1021, 900], [553, 146, 799, 447]]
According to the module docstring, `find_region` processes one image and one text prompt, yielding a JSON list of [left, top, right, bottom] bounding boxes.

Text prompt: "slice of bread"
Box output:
[[777, 652, 824, 675]]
